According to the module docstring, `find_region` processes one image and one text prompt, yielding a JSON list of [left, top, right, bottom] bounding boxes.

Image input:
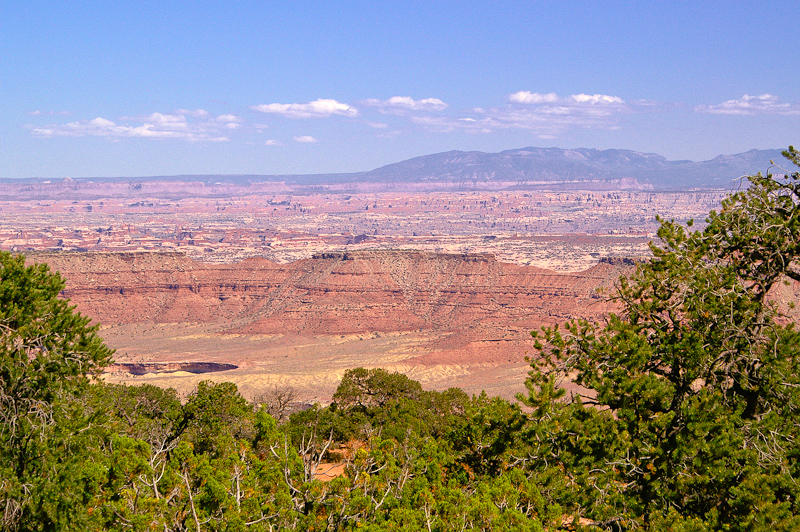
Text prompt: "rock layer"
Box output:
[[35, 250, 629, 336], [24, 250, 638, 400]]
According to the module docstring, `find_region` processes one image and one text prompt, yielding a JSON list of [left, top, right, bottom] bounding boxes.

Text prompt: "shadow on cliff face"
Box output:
[[104, 362, 238, 375]]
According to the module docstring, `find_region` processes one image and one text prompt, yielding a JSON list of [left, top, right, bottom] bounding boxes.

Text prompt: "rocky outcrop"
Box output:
[[598, 256, 646, 266], [35, 250, 631, 336]]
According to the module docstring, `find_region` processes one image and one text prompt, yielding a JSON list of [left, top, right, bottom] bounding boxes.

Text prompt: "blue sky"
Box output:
[[2, 1, 799, 178]]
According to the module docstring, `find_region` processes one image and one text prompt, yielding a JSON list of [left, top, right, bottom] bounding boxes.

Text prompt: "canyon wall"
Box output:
[[34, 250, 630, 337], [23, 250, 640, 399]]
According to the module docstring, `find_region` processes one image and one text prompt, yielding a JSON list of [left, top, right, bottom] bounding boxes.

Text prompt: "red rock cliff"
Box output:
[[32, 250, 630, 336]]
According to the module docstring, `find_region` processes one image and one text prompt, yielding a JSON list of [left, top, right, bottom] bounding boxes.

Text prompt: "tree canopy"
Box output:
[[0, 251, 113, 530], [523, 146, 800, 530]]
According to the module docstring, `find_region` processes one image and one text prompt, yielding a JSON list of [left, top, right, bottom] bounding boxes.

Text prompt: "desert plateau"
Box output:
[[2, 147, 789, 404], [2, 174, 740, 404], [30, 249, 639, 402]]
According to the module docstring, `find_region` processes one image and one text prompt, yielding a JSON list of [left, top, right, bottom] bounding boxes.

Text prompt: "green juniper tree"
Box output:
[[0, 252, 113, 531], [523, 147, 800, 530]]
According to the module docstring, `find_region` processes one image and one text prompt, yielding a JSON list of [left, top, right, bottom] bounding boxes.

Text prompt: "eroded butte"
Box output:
[[34, 250, 635, 402]]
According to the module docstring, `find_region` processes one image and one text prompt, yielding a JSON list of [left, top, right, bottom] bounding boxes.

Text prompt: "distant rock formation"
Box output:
[[35, 250, 633, 337], [598, 256, 647, 266]]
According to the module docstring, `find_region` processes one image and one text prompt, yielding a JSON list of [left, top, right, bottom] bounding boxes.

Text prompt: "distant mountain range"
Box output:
[[1, 147, 787, 198], [349, 147, 786, 191]]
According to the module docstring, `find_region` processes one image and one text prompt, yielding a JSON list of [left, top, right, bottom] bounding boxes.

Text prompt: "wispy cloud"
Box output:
[[252, 99, 358, 118], [508, 91, 624, 106], [410, 115, 493, 134], [215, 114, 243, 129], [362, 96, 448, 113], [695, 94, 800, 115], [413, 91, 628, 135], [216, 114, 243, 123], [28, 109, 238, 141], [175, 108, 210, 118], [28, 110, 72, 116], [570, 93, 625, 105], [24, 90, 644, 145]]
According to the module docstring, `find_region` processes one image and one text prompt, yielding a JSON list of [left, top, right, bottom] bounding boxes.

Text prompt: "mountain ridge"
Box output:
[[0, 147, 785, 197]]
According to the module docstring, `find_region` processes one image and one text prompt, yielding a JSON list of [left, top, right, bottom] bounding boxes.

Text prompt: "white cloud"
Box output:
[[129, 124, 184, 138], [144, 113, 189, 128], [294, 135, 318, 143], [362, 96, 448, 113], [90, 117, 117, 128], [571, 93, 625, 104], [413, 91, 628, 135], [365, 121, 388, 129], [252, 99, 358, 118], [31, 117, 181, 139], [695, 94, 800, 115], [29, 109, 236, 142], [216, 114, 243, 123], [265, 139, 283, 146], [214, 114, 243, 130], [509, 91, 625, 106], [627, 99, 678, 110], [508, 91, 558, 104]]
